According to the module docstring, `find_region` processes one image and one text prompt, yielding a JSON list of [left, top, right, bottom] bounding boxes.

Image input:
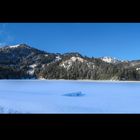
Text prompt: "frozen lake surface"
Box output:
[[0, 80, 140, 113]]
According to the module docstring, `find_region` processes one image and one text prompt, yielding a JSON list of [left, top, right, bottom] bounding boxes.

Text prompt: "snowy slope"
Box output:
[[60, 56, 86, 70], [1, 80, 140, 113], [9, 44, 20, 48], [100, 56, 122, 63], [102, 57, 116, 63]]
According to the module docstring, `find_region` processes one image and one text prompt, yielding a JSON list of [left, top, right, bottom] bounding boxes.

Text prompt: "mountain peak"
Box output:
[[9, 44, 30, 48], [100, 56, 122, 64], [2, 43, 31, 49], [8, 44, 20, 48], [63, 52, 82, 57], [0, 43, 140, 80]]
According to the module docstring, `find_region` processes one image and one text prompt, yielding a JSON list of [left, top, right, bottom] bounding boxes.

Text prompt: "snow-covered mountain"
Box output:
[[2, 44, 31, 50], [0, 43, 140, 80], [100, 56, 123, 64], [8, 44, 21, 48]]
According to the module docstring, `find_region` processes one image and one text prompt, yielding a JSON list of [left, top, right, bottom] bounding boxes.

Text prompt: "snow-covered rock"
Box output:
[[27, 64, 37, 75], [55, 56, 62, 61], [70, 56, 85, 62], [60, 56, 86, 70], [29, 64, 37, 69], [136, 68, 140, 71], [27, 69, 34, 75], [100, 56, 122, 64]]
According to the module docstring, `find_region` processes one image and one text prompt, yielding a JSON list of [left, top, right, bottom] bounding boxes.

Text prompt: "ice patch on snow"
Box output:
[[27, 64, 37, 75], [63, 91, 85, 97]]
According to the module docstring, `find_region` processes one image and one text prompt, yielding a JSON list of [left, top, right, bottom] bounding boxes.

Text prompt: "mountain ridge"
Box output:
[[1, 43, 134, 62], [0, 44, 140, 80]]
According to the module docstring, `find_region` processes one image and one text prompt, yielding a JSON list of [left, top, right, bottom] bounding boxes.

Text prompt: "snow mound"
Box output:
[[63, 91, 85, 97]]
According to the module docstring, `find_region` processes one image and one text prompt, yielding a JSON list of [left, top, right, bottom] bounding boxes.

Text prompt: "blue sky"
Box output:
[[0, 23, 140, 60]]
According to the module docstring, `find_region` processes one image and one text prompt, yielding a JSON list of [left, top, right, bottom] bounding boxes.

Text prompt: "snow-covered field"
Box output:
[[0, 80, 140, 113]]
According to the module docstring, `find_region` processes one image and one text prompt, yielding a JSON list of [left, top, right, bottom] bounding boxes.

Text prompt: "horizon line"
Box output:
[[0, 43, 140, 61]]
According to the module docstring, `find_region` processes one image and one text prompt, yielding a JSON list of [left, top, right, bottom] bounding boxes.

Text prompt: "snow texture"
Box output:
[[136, 68, 140, 71], [27, 64, 37, 75], [0, 80, 140, 113], [55, 56, 61, 61], [29, 64, 37, 68], [9, 44, 20, 48], [101, 56, 122, 63], [27, 69, 34, 75], [60, 57, 86, 70]]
